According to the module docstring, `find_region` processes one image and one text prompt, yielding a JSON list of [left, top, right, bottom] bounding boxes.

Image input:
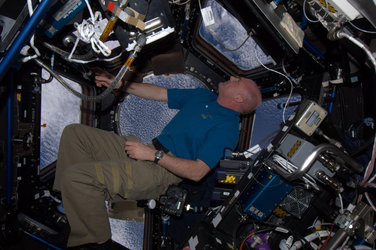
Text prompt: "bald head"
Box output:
[[239, 78, 262, 114], [217, 76, 262, 114]]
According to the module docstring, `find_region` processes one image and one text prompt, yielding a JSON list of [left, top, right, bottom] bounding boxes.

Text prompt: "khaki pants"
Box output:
[[54, 124, 181, 247]]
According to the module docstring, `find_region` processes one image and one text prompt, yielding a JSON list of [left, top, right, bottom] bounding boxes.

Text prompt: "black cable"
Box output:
[[350, 136, 374, 157], [232, 219, 256, 249], [145, 0, 151, 18], [256, 129, 279, 148]]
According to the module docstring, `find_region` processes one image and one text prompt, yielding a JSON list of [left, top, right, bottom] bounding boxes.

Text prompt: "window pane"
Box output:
[[199, 0, 272, 70], [117, 73, 204, 143], [250, 95, 302, 150], [40, 70, 81, 169]]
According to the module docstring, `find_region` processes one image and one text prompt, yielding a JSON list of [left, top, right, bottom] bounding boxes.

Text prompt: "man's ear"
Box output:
[[234, 94, 244, 103]]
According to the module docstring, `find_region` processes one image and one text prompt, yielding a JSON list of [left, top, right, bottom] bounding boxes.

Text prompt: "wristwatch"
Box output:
[[154, 150, 164, 164]]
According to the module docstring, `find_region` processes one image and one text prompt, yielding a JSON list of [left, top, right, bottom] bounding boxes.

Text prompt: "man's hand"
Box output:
[[92, 67, 123, 89], [125, 141, 155, 161], [92, 67, 168, 101]]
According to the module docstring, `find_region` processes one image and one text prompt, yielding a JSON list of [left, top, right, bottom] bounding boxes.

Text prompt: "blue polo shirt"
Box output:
[[157, 88, 240, 168]]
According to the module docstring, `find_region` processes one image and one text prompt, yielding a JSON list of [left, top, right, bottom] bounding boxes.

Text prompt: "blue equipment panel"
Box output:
[[40, 0, 87, 38], [239, 168, 292, 221]]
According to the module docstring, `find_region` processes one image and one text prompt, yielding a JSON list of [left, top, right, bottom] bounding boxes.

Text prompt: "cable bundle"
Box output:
[[69, 0, 112, 60]]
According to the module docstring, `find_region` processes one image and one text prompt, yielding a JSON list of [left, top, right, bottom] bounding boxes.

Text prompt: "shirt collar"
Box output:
[[214, 100, 240, 117]]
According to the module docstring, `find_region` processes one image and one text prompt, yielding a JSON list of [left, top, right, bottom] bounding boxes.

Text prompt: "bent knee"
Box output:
[[59, 162, 95, 191], [61, 123, 83, 138]]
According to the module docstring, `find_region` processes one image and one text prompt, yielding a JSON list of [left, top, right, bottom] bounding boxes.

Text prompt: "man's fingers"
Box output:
[[95, 82, 107, 88], [125, 141, 137, 146], [125, 141, 135, 151], [93, 69, 116, 89], [95, 75, 113, 82], [95, 75, 123, 89], [125, 142, 137, 159], [95, 77, 112, 87]]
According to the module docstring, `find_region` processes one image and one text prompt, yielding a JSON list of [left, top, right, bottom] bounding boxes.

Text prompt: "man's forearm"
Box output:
[[158, 154, 210, 182], [125, 82, 168, 102], [124, 141, 210, 182]]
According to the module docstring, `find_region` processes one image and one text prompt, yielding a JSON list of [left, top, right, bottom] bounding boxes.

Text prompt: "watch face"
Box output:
[[155, 150, 164, 159]]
